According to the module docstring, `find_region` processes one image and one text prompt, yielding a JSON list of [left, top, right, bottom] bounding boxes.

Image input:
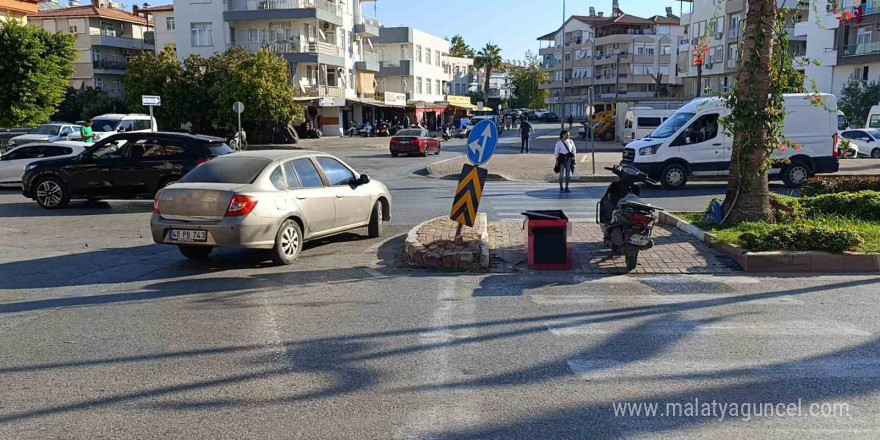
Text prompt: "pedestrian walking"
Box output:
[[567, 115, 574, 131], [520, 118, 533, 154], [554, 130, 576, 193], [80, 120, 95, 144], [511, 113, 518, 129]]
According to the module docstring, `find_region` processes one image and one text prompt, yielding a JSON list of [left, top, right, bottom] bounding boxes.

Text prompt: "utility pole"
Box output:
[[588, 36, 596, 175], [614, 52, 622, 101], [560, 0, 566, 130]]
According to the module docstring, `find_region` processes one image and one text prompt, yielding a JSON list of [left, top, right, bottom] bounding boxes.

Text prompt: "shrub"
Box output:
[[769, 194, 807, 222], [738, 221, 862, 253], [804, 191, 880, 222], [802, 176, 880, 196]]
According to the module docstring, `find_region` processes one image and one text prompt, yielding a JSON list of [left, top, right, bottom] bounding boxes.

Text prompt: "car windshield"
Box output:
[[868, 130, 880, 140], [649, 112, 695, 138], [31, 125, 60, 135], [396, 129, 423, 137], [91, 119, 121, 132], [179, 157, 271, 184]]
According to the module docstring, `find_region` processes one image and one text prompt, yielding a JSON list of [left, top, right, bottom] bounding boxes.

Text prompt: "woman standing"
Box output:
[[555, 130, 576, 193]]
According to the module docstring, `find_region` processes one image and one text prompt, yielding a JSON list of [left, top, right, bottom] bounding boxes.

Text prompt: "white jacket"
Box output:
[[555, 139, 576, 158]]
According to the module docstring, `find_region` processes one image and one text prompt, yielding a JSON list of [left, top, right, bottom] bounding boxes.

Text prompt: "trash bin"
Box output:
[[522, 210, 571, 270]]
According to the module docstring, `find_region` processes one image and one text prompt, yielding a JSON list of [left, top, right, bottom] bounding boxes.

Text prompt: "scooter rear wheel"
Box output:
[[625, 251, 639, 272]]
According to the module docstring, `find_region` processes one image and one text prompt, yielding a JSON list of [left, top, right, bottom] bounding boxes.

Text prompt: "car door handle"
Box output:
[[296, 196, 308, 200], [712, 143, 722, 146], [336, 194, 344, 198]]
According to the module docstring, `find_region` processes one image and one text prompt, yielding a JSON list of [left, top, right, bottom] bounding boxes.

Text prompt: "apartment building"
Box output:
[[30, 0, 154, 98], [443, 54, 474, 97], [537, 1, 684, 118], [821, 0, 880, 99], [373, 26, 452, 103], [141, 4, 174, 54], [0, 0, 38, 25]]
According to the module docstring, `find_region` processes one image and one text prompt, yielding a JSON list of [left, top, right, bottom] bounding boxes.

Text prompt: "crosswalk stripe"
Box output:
[[547, 320, 871, 337], [567, 358, 880, 379]]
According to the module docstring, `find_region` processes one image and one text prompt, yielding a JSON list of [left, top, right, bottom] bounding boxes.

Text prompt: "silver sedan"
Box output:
[[150, 150, 391, 264]]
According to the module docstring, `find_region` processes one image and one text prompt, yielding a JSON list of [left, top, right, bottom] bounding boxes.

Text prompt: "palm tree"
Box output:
[[475, 43, 503, 99]]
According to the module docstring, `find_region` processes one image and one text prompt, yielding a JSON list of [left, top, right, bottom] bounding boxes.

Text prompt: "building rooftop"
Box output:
[[32, 5, 151, 25], [140, 4, 172, 12]]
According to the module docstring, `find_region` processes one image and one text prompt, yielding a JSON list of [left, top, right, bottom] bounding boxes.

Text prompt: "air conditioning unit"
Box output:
[[715, 33, 723, 39], [705, 63, 714, 69], [826, 4, 832, 11]]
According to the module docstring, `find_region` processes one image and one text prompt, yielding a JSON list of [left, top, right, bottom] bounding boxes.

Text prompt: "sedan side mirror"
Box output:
[[358, 174, 370, 185]]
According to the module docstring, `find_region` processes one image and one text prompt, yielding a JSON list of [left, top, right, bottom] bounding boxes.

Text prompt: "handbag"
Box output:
[[553, 158, 560, 174]]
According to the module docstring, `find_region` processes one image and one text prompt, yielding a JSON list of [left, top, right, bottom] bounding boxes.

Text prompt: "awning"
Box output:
[[449, 102, 478, 110], [348, 97, 387, 107], [476, 107, 494, 112], [71, 79, 85, 90]]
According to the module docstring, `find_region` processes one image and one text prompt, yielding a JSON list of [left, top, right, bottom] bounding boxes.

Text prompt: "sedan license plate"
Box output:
[[169, 229, 207, 243], [398, 141, 409, 145], [628, 234, 651, 246]]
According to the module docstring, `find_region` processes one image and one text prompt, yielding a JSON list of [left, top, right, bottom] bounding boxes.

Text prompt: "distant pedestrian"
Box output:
[[80, 120, 95, 144], [520, 118, 533, 154], [403, 114, 411, 127], [511, 113, 518, 129], [567, 115, 574, 131], [364, 121, 372, 137], [555, 130, 576, 193]]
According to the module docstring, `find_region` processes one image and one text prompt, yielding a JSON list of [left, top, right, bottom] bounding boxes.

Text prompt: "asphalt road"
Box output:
[[1, 136, 878, 439]]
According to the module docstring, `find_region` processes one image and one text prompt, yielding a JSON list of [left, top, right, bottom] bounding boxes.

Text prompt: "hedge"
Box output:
[[738, 222, 863, 253], [805, 191, 880, 222], [802, 176, 880, 196]]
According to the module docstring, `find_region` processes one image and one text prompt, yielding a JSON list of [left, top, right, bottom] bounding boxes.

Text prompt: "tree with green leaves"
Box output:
[[474, 43, 503, 100], [510, 51, 549, 109], [54, 87, 127, 123], [838, 77, 880, 128], [0, 20, 77, 126], [449, 34, 475, 58]]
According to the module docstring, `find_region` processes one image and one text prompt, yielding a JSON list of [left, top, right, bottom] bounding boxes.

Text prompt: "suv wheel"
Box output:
[[272, 219, 303, 265], [660, 164, 688, 190], [782, 161, 811, 188], [35, 177, 70, 209]]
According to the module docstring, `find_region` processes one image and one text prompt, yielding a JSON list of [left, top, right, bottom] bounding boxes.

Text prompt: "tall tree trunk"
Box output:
[[721, 0, 777, 223], [484, 67, 492, 99]]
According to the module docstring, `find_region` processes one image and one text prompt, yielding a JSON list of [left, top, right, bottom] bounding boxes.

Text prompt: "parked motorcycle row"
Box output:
[[348, 120, 407, 137]]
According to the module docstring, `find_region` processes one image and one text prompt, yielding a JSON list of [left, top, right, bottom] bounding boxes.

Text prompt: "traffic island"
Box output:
[[659, 212, 880, 273], [424, 154, 619, 183], [403, 214, 489, 271]]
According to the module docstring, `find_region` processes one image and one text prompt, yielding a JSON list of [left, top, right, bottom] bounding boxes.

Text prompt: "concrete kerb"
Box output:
[[659, 211, 880, 273], [403, 213, 490, 271], [423, 154, 618, 183]]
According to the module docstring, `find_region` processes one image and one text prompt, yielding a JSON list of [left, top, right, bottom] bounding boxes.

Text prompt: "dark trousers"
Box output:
[[521, 135, 529, 153]]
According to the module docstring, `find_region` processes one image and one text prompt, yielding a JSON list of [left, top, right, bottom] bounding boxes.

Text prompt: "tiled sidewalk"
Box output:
[[489, 221, 739, 274]]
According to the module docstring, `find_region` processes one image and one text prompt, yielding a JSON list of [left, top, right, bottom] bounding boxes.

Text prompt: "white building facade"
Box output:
[[373, 26, 453, 103], [142, 4, 174, 54]]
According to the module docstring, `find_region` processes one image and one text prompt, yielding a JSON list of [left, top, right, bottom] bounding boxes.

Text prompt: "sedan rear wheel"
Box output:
[[35, 177, 70, 209], [272, 219, 303, 265]]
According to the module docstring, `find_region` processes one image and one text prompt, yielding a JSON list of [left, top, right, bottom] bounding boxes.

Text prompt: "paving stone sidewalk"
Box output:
[[427, 153, 623, 182], [489, 221, 740, 274]]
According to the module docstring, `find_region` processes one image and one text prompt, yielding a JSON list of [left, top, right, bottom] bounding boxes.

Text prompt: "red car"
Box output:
[[389, 128, 441, 157]]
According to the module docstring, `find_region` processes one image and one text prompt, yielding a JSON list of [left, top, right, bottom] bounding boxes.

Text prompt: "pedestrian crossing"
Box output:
[[479, 182, 601, 223]]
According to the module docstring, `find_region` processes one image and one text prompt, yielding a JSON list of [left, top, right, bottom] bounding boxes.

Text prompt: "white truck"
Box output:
[[622, 94, 840, 189]]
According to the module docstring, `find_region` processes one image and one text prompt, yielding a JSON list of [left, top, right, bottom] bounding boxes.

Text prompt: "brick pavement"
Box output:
[[489, 221, 739, 274], [407, 216, 486, 270]]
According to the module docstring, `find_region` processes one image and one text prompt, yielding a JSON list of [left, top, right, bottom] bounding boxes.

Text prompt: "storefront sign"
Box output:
[[384, 92, 406, 107], [447, 95, 472, 106], [318, 97, 346, 107]]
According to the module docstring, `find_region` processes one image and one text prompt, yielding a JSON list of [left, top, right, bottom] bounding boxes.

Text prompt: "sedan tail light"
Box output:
[[197, 157, 211, 165], [832, 133, 840, 158], [226, 194, 258, 217], [153, 190, 162, 214]]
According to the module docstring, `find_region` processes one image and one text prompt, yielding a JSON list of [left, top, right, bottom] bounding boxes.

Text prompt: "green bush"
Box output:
[[804, 191, 880, 221], [802, 176, 880, 196], [769, 194, 807, 222], [738, 221, 862, 253]]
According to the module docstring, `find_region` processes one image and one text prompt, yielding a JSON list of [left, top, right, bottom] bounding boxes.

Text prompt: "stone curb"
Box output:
[[402, 214, 489, 271], [659, 211, 880, 273], [423, 155, 618, 183]]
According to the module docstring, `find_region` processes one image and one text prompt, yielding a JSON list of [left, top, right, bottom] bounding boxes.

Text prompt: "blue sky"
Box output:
[[147, 0, 685, 61]]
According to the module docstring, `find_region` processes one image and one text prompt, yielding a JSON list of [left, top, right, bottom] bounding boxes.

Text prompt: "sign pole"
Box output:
[[590, 87, 596, 176], [149, 106, 154, 132]]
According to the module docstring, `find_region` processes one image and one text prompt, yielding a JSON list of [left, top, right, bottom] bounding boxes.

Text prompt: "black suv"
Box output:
[[22, 132, 233, 209]]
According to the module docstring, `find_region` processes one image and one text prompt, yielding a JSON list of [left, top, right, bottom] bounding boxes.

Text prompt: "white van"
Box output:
[[622, 94, 840, 189], [68, 113, 157, 142], [623, 107, 679, 144]]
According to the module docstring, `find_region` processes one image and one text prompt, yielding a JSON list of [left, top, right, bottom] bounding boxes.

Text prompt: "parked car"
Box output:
[[0, 127, 34, 152], [531, 109, 550, 120], [150, 150, 392, 265], [539, 112, 560, 122], [389, 128, 441, 157], [840, 129, 880, 158], [7, 123, 80, 150], [0, 141, 88, 187], [22, 132, 232, 209], [622, 94, 840, 189], [68, 113, 157, 142]]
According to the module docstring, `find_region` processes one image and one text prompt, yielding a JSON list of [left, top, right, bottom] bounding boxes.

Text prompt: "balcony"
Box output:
[[293, 84, 346, 98], [89, 32, 154, 50], [354, 16, 380, 37], [223, 0, 344, 26], [843, 41, 880, 57], [92, 59, 128, 73], [376, 59, 413, 77], [355, 50, 379, 71], [539, 46, 559, 56], [227, 40, 345, 65]]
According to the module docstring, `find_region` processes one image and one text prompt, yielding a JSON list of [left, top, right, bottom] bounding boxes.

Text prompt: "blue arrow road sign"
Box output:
[[466, 119, 498, 166]]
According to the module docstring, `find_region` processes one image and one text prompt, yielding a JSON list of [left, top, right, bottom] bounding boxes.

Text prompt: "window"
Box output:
[[869, 115, 880, 128], [729, 15, 741, 38], [180, 157, 271, 184], [436, 79, 441, 95], [191, 22, 213, 47], [637, 117, 663, 128], [416, 76, 423, 93], [425, 77, 430, 94], [634, 43, 654, 55], [858, 28, 872, 45], [660, 44, 671, 55], [317, 157, 355, 186], [4, 146, 42, 160], [283, 161, 301, 188], [416, 44, 422, 62], [426, 47, 432, 65], [696, 21, 706, 37], [133, 120, 152, 131], [400, 44, 408, 59], [269, 166, 286, 190], [728, 43, 739, 63], [708, 46, 723, 63], [676, 113, 720, 145], [94, 77, 103, 90], [293, 159, 324, 188], [435, 51, 441, 66], [100, 20, 116, 37], [60, 126, 73, 136], [91, 138, 130, 159], [167, 17, 175, 31], [69, 25, 79, 33], [659, 25, 670, 35]]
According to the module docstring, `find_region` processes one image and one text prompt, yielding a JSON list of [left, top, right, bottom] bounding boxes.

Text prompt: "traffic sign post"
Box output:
[[141, 95, 160, 132], [233, 101, 245, 141], [451, 120, 498, 242]]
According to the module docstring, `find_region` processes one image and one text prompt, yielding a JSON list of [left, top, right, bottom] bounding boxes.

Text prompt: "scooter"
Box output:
[[597, 164, 664, 272], [375, 121, 390, 137], [442, 124, 452, 141]]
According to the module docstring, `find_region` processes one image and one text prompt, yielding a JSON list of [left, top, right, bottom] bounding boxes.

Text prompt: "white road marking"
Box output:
[[531, 294, 803, 305], [362, 268, 385, 279], [548, 320, 871, 336], [567, 358, 880, 379]]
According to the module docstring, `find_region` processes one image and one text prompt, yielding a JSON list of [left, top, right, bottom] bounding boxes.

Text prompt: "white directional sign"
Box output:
[[466, 120, 498, 166], [141, 95, 161, 106], [233, 101, 245, 114]]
